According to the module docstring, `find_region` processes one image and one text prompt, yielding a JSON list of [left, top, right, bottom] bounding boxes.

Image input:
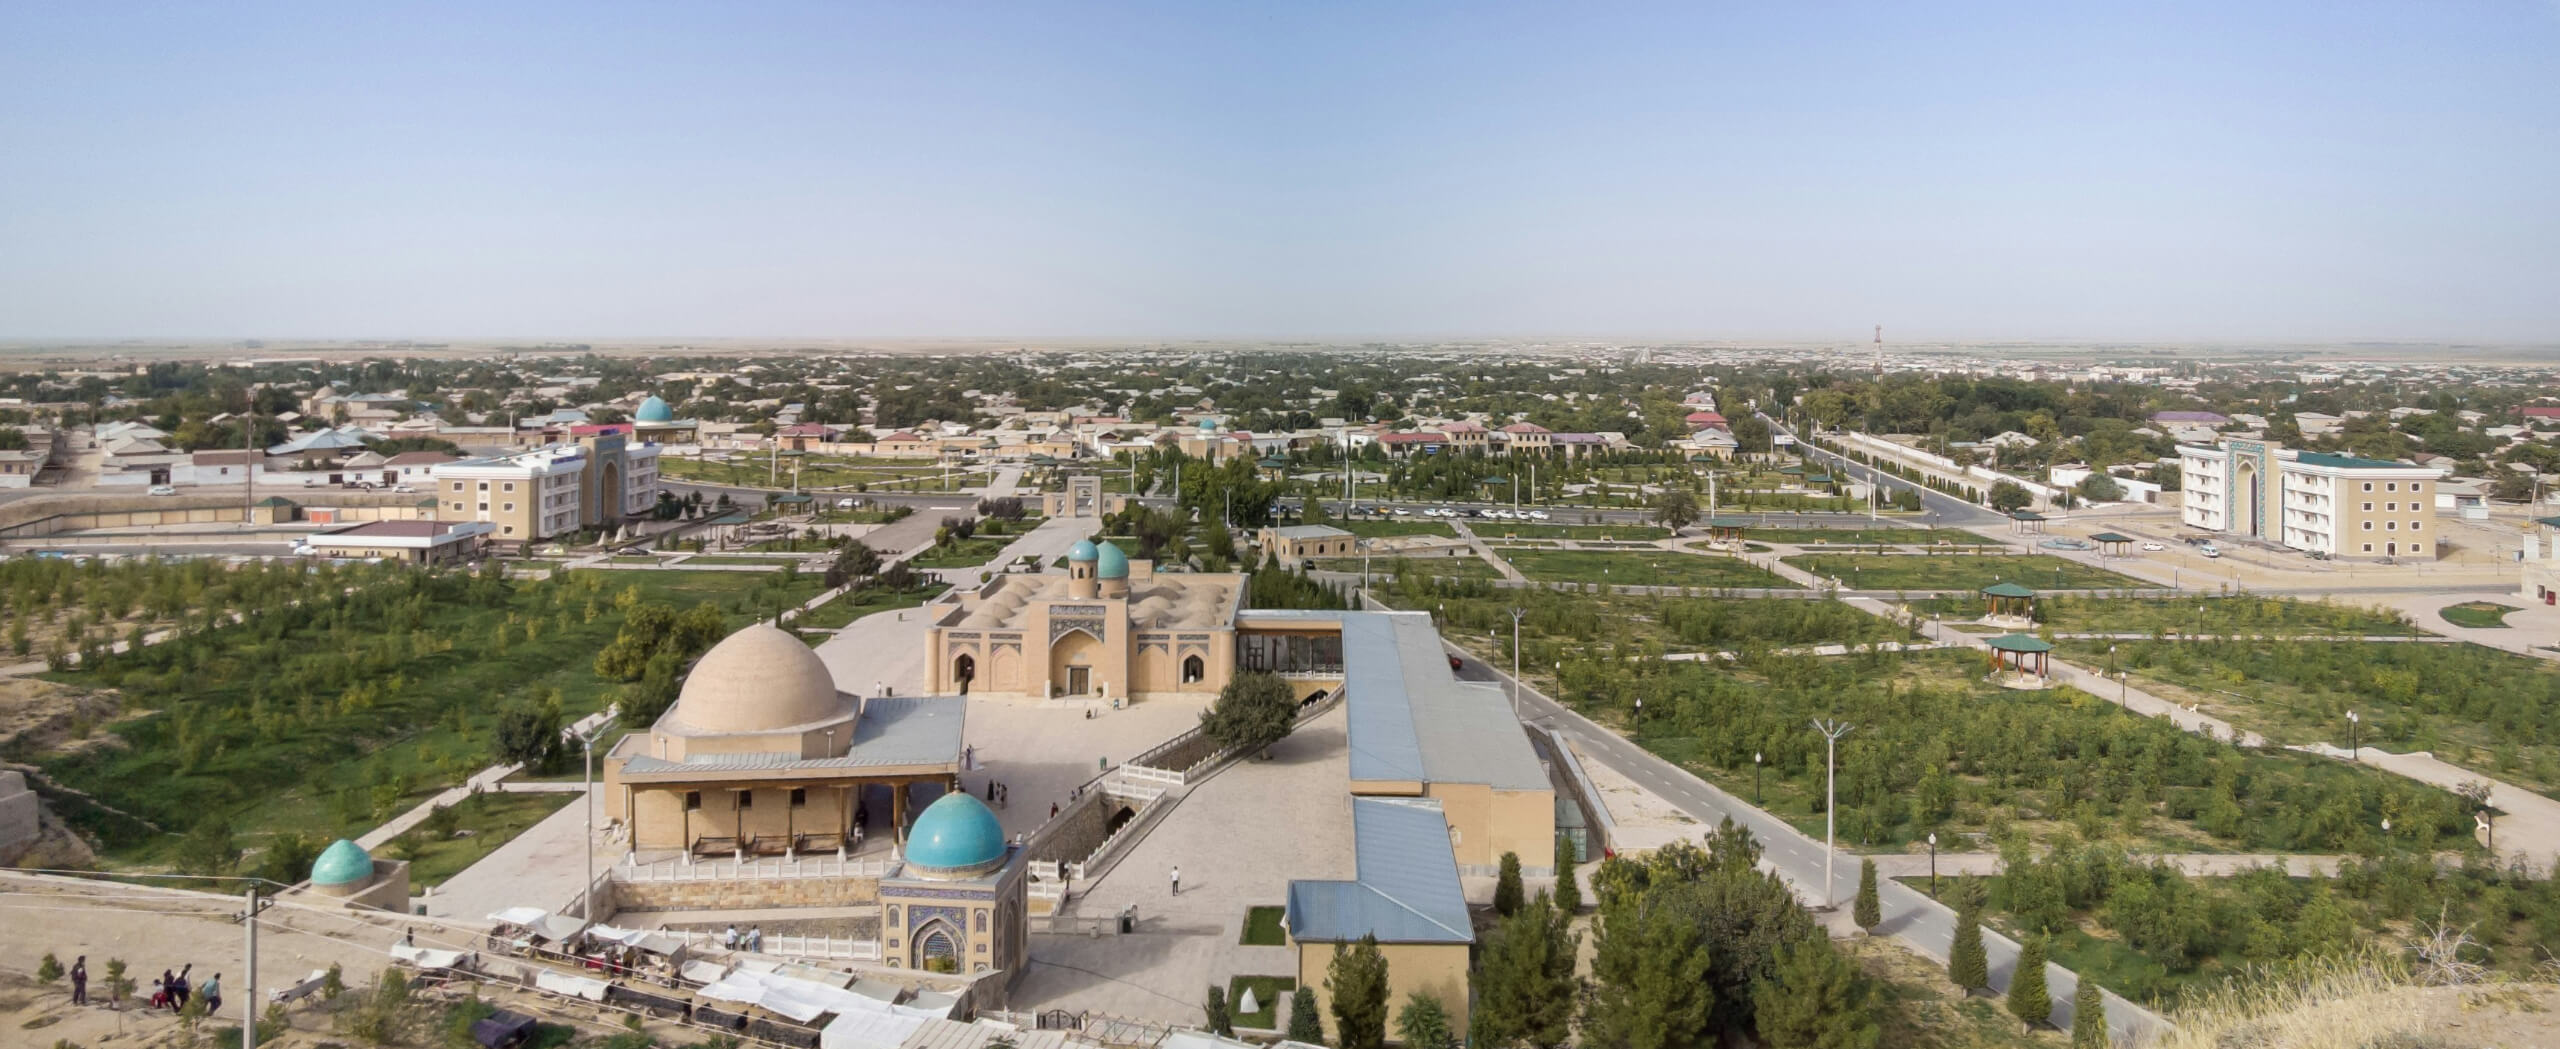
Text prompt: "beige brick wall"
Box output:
[[611, 875, 880, 912]]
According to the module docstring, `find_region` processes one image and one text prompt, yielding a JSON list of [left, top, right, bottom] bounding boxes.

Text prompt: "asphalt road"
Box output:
[[1430, 623, 2164, 1043], [1762, 414, 2012, 529]]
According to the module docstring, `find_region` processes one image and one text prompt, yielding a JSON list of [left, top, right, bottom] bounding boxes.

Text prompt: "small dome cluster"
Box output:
[[1068, 538, 1130, 580]]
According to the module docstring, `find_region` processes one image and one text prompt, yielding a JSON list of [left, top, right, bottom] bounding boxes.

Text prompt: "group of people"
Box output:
[[147, 963, 221, 1015], [721, 924, 766, 952], [982, 779, 1011, 810]]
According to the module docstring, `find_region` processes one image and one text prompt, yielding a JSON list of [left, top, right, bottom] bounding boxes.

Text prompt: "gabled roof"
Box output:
[[1284, 799, 1472, 945]]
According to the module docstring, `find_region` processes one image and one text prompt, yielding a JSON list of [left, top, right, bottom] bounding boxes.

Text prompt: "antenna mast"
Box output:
[[1872, 325, 1883, 376]]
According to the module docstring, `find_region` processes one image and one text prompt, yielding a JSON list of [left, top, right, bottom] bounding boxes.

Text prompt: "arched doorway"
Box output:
[[1050, 629, 1101, 697], [2231, 458, 2259, 537], [1181, 654, 1205, 684], [914, 918, 962, 971], [953, 654, 976, 694], [1105, 805, 1138, 836]]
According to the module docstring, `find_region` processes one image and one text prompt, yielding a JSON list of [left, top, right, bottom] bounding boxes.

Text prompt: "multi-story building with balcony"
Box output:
[[2179, 440, 2440, 560]]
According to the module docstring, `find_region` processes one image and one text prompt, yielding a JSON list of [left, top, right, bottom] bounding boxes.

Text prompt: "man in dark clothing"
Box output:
[[69, 956, 86, 1005]]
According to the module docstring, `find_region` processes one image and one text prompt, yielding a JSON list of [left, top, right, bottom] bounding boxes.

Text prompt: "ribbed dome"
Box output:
[[635, 395, 673, 423], [311, 839, 372, 886], [904, 793, 1007, 878], [1096, 541, 1130, 579], [669, 623, 848, 733], [1068, 539, 1099, 562]]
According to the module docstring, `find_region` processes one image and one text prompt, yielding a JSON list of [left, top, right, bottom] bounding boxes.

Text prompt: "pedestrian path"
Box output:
[[355, 707, 616, 851]]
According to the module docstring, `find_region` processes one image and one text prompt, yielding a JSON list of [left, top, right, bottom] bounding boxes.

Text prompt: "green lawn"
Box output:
[[1380, 582, 1908, 667], [679, 556, 794, 567], [1743, 527, 1998, 547], [1226, 975, 1297, 1029], [1323, 518, 1457, 538], [1239, 905, 1287, 945], [1499, 548, 1795, 589], [1476, 522, 1672, 541], [1785, 553, 2149, 591], [1914, 594, 2416, 637], [2441, 601, 2520, 629], [36, 568, 825, 867], [660, 456, 976, 491], [794, 583, 943, 630], [1314, 554, 1502, 580], [906, 535, 1012, 568], [380, 790, 578, 888]]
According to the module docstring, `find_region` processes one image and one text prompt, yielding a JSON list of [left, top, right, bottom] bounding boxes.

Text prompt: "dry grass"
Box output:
[[2152, 946, 2560, 1049]]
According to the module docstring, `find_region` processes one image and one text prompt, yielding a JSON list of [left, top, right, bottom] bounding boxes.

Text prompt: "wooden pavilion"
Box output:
[[1980, 581, 2038, 621], [1705, 516, 1756, 545], [2008, 510, 2046, 534], [1985, 633, 2054, 680], [2089, 532, 2136, 557]]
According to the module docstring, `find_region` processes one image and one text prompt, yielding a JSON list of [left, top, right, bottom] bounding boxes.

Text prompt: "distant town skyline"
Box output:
[[3, 2, 2555, 341]]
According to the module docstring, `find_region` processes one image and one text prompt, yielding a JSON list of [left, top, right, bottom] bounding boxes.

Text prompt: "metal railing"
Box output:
[[651, 927, 882, 962], [616, 854, 892, 883]]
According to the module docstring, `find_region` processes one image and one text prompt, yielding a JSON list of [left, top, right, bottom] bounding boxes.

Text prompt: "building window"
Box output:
[[478, 502, 489, 512], [2362, 502, 2373, 511], [2362, 543, 2373, 552], [2386, 522, 2396, 531], [2362, 482, 2373, 492], [2385, 503, 2395, 512], [2386, 482, 2397, 491], [790, 788, 807, 808], [502, 503, 514, 512], [2412, 521, 2422, 531], [479, 481, 490, 491], [502, 526, 516, 535], [2412, 483, 2426, 494], [2362, 522, 2372, 531], [451, 502, 465, 512], [684, 791, 701, 810], [736, 791, 753, 809]]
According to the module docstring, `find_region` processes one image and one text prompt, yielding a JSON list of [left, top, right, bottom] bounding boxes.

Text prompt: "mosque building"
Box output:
[[925, 540, 1245, 701], [629, 393, 700, 444], [879, 792, 1030, 975], [602, 624, 967, 856]]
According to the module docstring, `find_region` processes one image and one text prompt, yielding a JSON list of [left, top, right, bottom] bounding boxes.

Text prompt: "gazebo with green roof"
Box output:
[[1705, 516, 1757, 544], [2088, 531, 2137, 557], [1985, 633, 2054, 678], [2008, 510, 2046, 534], [1980, 581, 2038, 620]]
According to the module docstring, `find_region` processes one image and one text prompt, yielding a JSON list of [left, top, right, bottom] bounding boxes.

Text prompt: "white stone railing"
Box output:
[[652, 927, 882, 962], [616, 854, 891, 883]]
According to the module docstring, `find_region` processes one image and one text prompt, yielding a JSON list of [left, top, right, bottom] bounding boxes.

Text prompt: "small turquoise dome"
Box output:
[[1068, 539, 1099, 562], [1095, 540, 1129, 579], [1198, 418, 1217, 432], [311, 839, 372, 886], [905, 793, 1007, 877], [635, 395, 672, 423]]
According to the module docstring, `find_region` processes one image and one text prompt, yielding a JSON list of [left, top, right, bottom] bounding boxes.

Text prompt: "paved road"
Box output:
[[1763, 414, 2011, 529], [1409, 602, 2164, 1043]]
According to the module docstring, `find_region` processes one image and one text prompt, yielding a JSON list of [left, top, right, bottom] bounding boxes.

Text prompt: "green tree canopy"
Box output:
[[1752, 938, 1881, 1049], [2008, 935, 2052, 1029], [1470, 893, 1578, 1049], [1200, 671, 1298, 757], [1325, 936, 1391, 1049]]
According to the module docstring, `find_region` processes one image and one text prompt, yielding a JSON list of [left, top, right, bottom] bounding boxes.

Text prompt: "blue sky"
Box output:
[[2, 2, 2554, 341]]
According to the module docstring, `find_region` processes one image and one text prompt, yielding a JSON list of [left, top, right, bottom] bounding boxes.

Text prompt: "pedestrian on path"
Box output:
[[1170, 865, 1181, 897], [69, 956, 86, 1005], [200, 973, 221, 1016]]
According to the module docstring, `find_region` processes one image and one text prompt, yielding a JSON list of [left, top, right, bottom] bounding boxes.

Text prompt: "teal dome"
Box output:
[[1198, 418, 1217, 431], [311, 839, 372, 886], [905, 793, 1007, 877], [1095, 540, 1129, 579], [635, 395, 673, 423], [1068, 539, 1099, 562]]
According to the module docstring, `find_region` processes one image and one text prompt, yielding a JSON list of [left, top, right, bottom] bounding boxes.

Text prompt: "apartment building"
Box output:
[[2179, 439, 2440, 560], [431, 433, 660, 547]]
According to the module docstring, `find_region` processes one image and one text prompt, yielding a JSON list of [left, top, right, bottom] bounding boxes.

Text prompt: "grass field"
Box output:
[[1226, 975, 1297, 1029], [1476, 522, 1672, 541], [33, 568, 825, 867], [1499, 548, 1794, 589], [2441, 601, 2520, 628], [906, 535, 1011, 568], [380, 790, 577, 888], [660, 456, 981, 491], [1785, 553, 2149, 591], [1323, 519, 1457, 538], [1239, 905, 1286, 945], [794, 582, 944, 630], [1744, 527, 1998, 547], [1383, 584, 1907, 666], [1914, 594, 2416, 637], [1314, 554, 1503, 580]]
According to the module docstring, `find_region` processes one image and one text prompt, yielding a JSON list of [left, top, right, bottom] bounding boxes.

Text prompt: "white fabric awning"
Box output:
[[488, 906, 548, 926], [388, 943, 469, 970], [681, 959, 731, 984], [533, 970, 609, 1002]]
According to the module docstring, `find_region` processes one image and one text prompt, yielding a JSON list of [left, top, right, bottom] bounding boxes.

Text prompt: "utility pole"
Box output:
[[242, 887, 259, 1049], [1811, 718, 1854, 909], [242, 389, 256, 526], [570, 708, 617, 931]]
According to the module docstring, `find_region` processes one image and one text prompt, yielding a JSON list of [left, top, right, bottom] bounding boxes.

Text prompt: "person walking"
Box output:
[[723, 924, 740, 950], [69, 956, 86, 1005], [1050, 801, 1060, 819], [748, 926, 764, 952], [172, 965, 192, 1010], [1169, 865, 1181, 897], [199, 973, 221, 1016]]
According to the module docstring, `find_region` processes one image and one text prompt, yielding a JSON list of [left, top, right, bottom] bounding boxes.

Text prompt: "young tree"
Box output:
[[37, 953, 62, 986], [1395, 992, 1457, 1049], [1652, 489, 1700, 532], [1752, 938, 1881, 1049], [1853, 858, 1881, 933], [1949, 899, 1990, 993], [1553, 834, 1582, 915], [1326, 936, 1391, 1049], [1988, 481, 2032, 512], [1200, 671, 1298, 757], [2008, 935, 2052, 1029], [1472, 894, 1578, 1049], [1285, 986, 1324, 1044], [103, 959, 132, 1010], [1494, 852, 1525, 917], [1203, 985, 1232, 1037], [2072, 981, 2106, 1047]]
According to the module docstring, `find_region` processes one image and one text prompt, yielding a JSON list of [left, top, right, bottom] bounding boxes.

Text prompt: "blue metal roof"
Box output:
[[1340, 613, 1548, 791], [1285, 799, 1472, 945], [2292, 451, 2418, 470]]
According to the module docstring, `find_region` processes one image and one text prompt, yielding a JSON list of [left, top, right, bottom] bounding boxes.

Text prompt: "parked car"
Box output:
[[2141, 542, 2165, 551], [147, 484, 177, 496], [1527, 510, 1551, 520], [2200, 543, 2222, 558], [391, 484, 415, 493]]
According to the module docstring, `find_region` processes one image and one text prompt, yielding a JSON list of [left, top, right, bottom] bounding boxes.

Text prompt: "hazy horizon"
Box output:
[[4, 2, 2555, 343]]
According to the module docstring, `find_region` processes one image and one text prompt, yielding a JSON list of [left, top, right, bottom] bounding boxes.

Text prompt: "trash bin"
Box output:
[[1118, 913, 1133, 934]]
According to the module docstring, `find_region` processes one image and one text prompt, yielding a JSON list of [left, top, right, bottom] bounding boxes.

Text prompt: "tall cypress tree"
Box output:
[[1554, 834, 1582, 915], [2008, 935, 2052, 1029], [1583, 884, 1715, 1049], [1472, 894, 1579, 1049], [1286, 986, 1324, 1044], [1853, 858, 1881, 933], [1495, 851, 1525, 917], [2071, 981, 2106, 1047], [1950, 904, 1990, 993], [1326, 935, 1391, 1049], [1751, 938, 1881, 1049]]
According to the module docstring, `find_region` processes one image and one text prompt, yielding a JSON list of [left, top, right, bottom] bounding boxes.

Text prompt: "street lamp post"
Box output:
[[2347, 710, 2360, 761], [1754, 751, 1764, 804], [1509, 607, 1527, 720], [1811, 718, 1853, 910], [1927, 831, 1938, 898], [570, 707, 618, 930]]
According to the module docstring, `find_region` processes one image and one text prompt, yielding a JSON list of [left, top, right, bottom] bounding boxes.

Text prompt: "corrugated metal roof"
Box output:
[[1284, 799, 1472, 945], [1273, 524, 1353, 540], [623, 696, 964, 773], [1340, 613, 1547, 791]]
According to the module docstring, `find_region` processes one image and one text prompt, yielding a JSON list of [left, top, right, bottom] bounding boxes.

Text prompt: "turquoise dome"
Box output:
[[311, 839, 372, 886], [1198, 418, 1217, 431], [1068, 539, 1099, 562], [1095, 540, 1129, 579], [905, 793, 1007, 877], [635, 395, 673, 423]]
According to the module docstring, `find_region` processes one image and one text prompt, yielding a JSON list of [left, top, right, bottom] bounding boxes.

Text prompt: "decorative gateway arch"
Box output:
[[926, 539, 1243, 702]]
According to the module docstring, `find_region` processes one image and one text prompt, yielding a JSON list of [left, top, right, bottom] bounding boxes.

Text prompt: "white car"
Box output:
[[2200, 544, 2222, 559], [1528, 510, 1550, 521], [2141, 542, 2165, 551], [391, 484, 416, 493], [147, 484, 178, 496]]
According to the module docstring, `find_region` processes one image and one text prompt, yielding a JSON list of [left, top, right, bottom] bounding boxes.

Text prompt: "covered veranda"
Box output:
[[1984, 633, 2055, 689]]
